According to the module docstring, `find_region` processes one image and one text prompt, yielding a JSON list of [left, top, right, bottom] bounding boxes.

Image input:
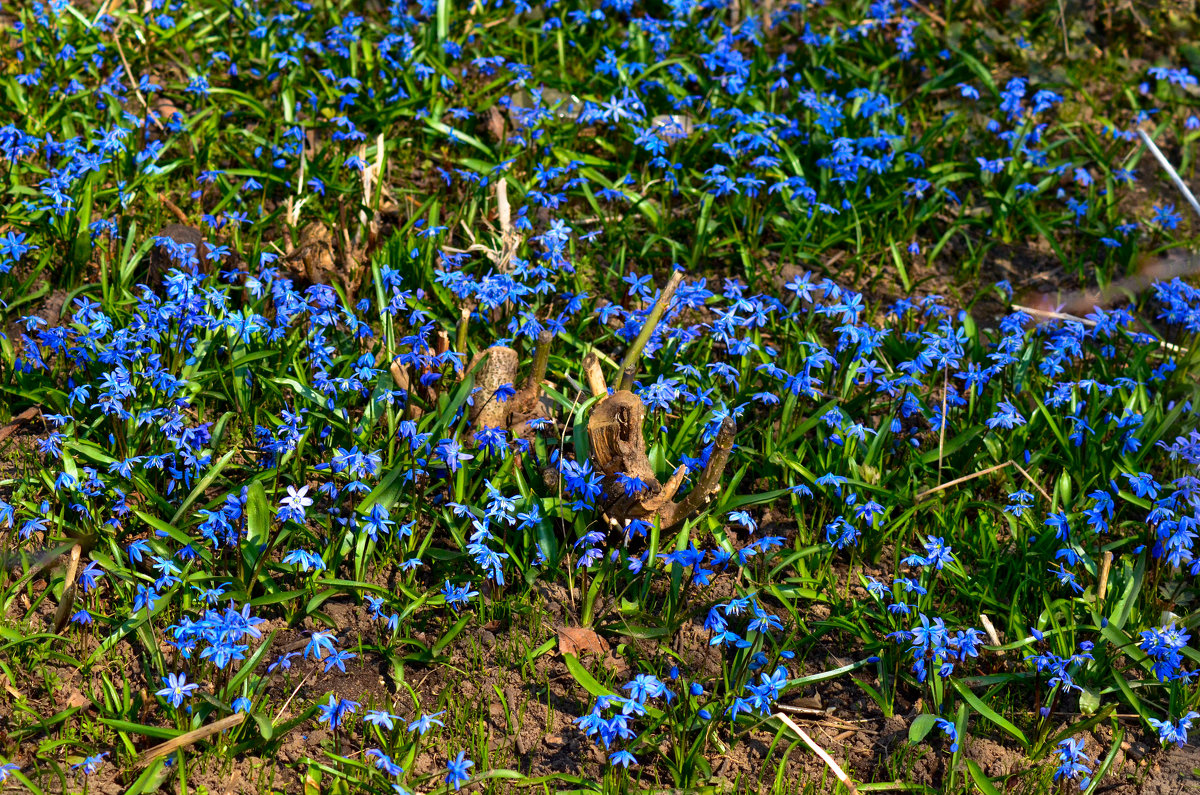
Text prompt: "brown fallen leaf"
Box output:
[[0, 406, 39, 446], [557, 626, 609, 658], [1, 669, 20, 701], [65, 688, 91, 710]]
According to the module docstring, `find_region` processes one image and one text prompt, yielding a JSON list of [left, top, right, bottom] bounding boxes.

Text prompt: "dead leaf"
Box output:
[[65, 688, 91, 710], [557, 626, 609, 657], [0, 406, 39, 445], [1, 669, 20, 701], [483, 106, 507, 142]]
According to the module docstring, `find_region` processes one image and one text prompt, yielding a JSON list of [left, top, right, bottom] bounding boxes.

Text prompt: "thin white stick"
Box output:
[[979, 613, 1001, 647], [136, 713, 245, 768], [273, 670, 311, 724], [1013, 304, 1184, 354], [776, 712, 859, 794], [1138, 129, 1200, 222]]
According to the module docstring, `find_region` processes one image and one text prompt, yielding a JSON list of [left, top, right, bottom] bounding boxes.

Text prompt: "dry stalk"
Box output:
[[915, 461, 1011, 501], [1138, 129, 1200, 222], [775, 712, 858, 794], [914, 459, 1051, 504], [1010, 460, 1053, 503], [1098, 550, 1114, 602], [112, 22, 162, 130], [136, 713, 245, 768], [979, 613, 1002, 647], [1013, 303, 1184, 355], [52, 543, 83, 634]]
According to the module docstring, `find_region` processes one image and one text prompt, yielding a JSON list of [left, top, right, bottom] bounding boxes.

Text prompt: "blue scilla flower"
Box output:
[[444, 752, 473, 790], [1053, 737, 1094, 789], [1139, 623, 1192, 682], [1149, 711, 1200, 747], [316, 695, 359, 730], [934, 718, 958, 752], [441, 580, 479, 612], [155, 672, 199, 708]]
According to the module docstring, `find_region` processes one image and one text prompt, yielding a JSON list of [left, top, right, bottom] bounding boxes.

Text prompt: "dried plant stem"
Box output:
[[113, 22, 162, 130], [914, 460, 1011, 500], [52, 543, 83, 634], [775, 706, 877, 735], [915, 458, 1052, 504], [618, 270, 684, 390], [1011, 460, 1053, 503], [526, 330, 553, 393], [274, 671, 312, 724], [1098, 550, 1114, 602], [775, 712, 858, 794], [1138, 129, 1200, 222], [659, 417, 736, 526], [936, 365, 948, 485], [980, 613, 1001, 647], [457, 306, 471, 355], [1013, 304, 1184, 355], [582, 352, 608, 397], [137, 713, 245, 768], [158, 194, 190, 225]]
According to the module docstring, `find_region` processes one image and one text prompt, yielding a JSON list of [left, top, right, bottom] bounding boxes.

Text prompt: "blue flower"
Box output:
[[921, 536, 955, 570], [323, 649, 357, 673], [72, 752, 108, 775], [609, 749, 638, 767], [277, 484, 313, 523], [986, 401, 1025, 430], [364, 710, 400, 730], [614, 471, 648, 497], [441, 580, 480, 611], [444, 751, 474, 790], [156, 672, 199, 708], [1053, 737, 1093, 788], [408, 711, 445, 735], [316, 696, 359, 730], [1149, 711, 1199, 747], [934, 718, 959, 752], [304, 630, 338, 661], [1139, 623, 1191, 682]]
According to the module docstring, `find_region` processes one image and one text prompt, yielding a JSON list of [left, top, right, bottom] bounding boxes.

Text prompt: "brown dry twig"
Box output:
[[51, 543, 83, 634], [136, 714, 246, 768], [112, 20, 163, 131], [914, 459, 1051, 503]]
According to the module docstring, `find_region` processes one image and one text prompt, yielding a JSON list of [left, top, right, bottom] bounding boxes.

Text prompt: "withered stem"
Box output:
[[661, 417, 736, 526], [583, 352, 607, 397], [618, 270, 684, 385], [526, 329, 553, 393], [618, 364, 638, 393], [456, 306, 470, 355]]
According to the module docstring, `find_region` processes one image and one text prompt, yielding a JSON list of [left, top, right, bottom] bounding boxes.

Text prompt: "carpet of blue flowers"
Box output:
[[3, 0, 1200, 793]]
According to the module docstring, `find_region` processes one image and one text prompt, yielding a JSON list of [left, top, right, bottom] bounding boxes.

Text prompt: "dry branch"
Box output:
[[136, 713, 246, 768]]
